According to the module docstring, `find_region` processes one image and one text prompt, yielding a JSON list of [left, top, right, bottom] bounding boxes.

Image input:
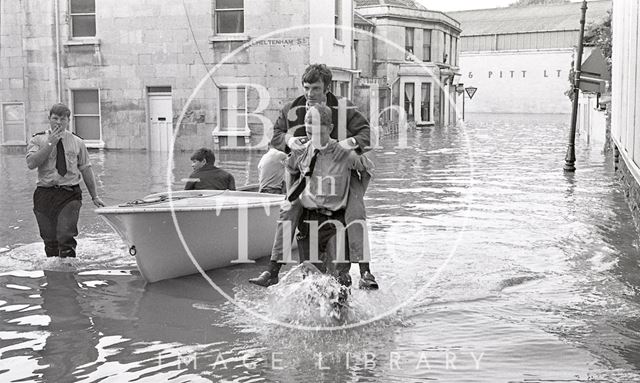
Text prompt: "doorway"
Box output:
[[147, 87, 173, 151]]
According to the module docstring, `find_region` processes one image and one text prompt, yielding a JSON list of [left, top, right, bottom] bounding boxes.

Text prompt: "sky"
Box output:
[[417, 0, 514, 12], [417, 0, 590, 12]]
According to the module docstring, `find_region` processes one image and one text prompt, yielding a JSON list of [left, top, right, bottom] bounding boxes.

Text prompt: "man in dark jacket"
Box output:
[[249, 64, 378, 290], [184, 148, 235, 191]]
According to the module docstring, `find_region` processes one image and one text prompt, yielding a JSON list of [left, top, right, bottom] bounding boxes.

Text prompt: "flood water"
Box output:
[[2, 113, 640, 382]]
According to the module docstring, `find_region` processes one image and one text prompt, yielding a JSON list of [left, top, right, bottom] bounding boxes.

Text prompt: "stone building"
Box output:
[[449, 1, 611, 114], [354, 0, 461, 130], [0, 0, 354, 151], [0, 0, 460, 153]]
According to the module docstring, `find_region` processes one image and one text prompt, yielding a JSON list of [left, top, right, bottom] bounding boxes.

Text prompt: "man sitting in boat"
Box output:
[[258, 143, 287, 194], [281, 104, 373, 287], [184, 148, 236, 191], [249, 64, 378, 289]]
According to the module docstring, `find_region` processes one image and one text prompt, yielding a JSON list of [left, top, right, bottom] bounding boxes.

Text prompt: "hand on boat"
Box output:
[[92, 196, 105, 207]]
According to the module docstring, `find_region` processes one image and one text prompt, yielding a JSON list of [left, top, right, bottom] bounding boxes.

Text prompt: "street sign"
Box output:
[[465, 87, 478, 99], [579, 47, 609, 93]]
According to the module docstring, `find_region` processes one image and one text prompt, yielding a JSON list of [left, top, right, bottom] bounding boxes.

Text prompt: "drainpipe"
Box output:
[[54, 0, 62, 102]]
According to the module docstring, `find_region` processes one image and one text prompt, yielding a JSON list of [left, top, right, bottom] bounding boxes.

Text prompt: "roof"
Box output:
[[355, 0, 428, 11], [354, 11, 376, 26], [449, 0, 611, 36]]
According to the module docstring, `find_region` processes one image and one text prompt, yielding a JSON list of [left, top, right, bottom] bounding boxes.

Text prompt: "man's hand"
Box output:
[[287, 136, 307, 151], [48, 125, 64, 145], [92, 196, 105, 207], [338, 137, 357, 150]]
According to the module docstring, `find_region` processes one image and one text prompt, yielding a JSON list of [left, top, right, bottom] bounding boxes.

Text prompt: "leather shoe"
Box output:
[[359, 271, 379, 290], [249, 271, 278, 287], [336, 272, 352, 287]]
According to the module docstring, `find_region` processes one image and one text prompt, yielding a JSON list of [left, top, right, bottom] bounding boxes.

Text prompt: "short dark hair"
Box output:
[[49, 103, 71, 118], [301, 64, 332, 90], [190, 148, 215, 165], [305, 104, 332, 129]]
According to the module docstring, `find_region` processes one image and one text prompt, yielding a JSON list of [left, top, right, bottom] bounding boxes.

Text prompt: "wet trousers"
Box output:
[[33, 185, 82, 258]]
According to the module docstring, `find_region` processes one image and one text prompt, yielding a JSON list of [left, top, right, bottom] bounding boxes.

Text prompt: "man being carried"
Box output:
[[286, 105, 373, 288]]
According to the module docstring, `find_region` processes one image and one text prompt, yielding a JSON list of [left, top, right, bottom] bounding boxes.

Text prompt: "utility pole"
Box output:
[[564, 0, 588, 172]]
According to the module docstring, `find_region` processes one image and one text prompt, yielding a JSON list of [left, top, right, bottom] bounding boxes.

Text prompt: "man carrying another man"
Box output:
[[249, 63, 378, 289]]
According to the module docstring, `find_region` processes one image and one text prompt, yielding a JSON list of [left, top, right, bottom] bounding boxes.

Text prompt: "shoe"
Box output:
[[359, 271, 379, 290], [336, 272, 352, 287], [249, 271, 279, 287]]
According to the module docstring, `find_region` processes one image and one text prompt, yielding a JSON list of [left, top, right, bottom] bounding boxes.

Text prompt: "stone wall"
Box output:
[[615, 145, 640, 232]]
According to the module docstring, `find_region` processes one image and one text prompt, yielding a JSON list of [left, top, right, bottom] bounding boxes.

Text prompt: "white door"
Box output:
[[148, 95, 173, 151]]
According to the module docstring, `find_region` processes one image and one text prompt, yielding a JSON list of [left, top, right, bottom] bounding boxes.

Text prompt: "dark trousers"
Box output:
[[33, 185, 82, 258], [297, 208, 351, 277]]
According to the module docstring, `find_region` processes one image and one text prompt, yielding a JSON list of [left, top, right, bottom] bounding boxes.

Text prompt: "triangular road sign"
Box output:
[[465, 87, 478, 99]]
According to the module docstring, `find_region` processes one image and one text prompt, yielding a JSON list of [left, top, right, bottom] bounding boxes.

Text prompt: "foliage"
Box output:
[[584, 8, 612, 74]]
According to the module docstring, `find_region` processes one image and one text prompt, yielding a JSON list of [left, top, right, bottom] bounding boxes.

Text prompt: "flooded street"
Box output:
[[2, 113, 640, 382]]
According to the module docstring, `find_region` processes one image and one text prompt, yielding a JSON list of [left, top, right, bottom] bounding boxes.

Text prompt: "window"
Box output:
[[404, 82, 414, 121], [69, 0, 96, 38], [442, 32, 449, 63], [215, 0, 244, 34], [449, 34, 454, 66], [1, 103, 26, 144], [423, 29, 432, 62], [334, 0, 342, 41], [354, 39, 359, 69], [452, 37, 458, 66], [340, 82, 349, 98], [420, 83, 431, 122], [331, 81, 350, 97], [405, 27, 414, 55], [219, 87, 247, 131], [72, 89, 101, 140]]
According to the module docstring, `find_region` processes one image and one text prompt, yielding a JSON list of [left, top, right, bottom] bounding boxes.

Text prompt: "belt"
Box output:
[[38, 184, 80, 192], [306, 207, 344, 217]]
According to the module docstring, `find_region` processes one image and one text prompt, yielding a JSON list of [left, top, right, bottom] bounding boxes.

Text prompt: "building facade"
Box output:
[[0, 0, 354, 151], [611, 0, 640, 226], [450, 1, 611, 114], [354, 0, 461, 130]]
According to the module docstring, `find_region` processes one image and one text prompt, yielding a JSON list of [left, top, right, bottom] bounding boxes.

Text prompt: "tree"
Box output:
[[584, 8, 612, 74], [509, 0, 569, 6]]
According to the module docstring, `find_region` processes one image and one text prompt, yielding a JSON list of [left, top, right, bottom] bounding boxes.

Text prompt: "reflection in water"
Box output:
[[2, 114, 640, 381], [36, 270, 99, 382]]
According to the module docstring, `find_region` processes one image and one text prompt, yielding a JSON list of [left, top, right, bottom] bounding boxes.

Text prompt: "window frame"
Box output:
[[68, 0, 96, 39], [70, 88, 103, 147], [214, 0, 245, 35], [405, 27, 415, 56], [1, 102, 27, 145], [423, 29, 432, 62], [218, 85, 248, 132], [334, 0, 342, 41]]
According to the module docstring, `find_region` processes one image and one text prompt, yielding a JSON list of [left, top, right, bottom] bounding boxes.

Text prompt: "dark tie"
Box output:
[[287, 149, 320, 202], [56, 140, 67, 176]]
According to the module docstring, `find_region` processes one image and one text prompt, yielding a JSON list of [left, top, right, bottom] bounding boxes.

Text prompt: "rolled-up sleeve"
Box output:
[[77, 141, 92, 171], [26, 136, 41, 157]]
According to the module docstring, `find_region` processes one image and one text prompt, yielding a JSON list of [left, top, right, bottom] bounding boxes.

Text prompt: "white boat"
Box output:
[[96, 189, 284, 283]]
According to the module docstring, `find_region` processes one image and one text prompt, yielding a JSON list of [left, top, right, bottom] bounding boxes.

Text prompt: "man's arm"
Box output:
[[80, 166, 105, 207], [228, 174, 236, 191], [271, 104, 291, 152], [26, 132, 61, 169], [345, 103, 371, 154]]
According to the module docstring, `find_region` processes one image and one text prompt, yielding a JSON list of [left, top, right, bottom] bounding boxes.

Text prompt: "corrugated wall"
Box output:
[[461, 30, 579, 52], [612, 0, 640, 169]]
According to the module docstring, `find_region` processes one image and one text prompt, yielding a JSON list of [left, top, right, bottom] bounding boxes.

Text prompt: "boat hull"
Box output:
[[97, 190, 284, 282]]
